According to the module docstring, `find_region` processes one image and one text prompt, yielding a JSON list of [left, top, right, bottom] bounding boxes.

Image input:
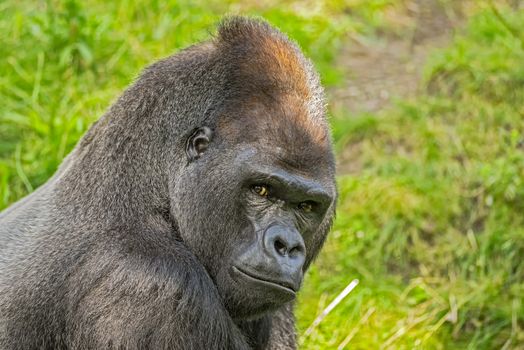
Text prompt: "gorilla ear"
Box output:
[[186, 127, 213, 162]]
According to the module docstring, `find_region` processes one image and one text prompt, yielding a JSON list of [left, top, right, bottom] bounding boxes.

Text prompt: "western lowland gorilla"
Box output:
[[0, 17, 336, 349]]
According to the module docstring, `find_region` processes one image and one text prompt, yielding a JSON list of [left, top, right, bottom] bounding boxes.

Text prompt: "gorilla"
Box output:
[[0, 17, 336, 349]]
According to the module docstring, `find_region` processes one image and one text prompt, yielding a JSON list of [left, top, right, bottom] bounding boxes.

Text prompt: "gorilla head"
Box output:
[[169, 19, 336, 319], [0, 16, 335, 349]]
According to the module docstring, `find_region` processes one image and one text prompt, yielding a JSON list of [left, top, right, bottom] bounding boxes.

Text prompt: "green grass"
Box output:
[[1, 1, 523, 349], [298, 5, 524, 349]]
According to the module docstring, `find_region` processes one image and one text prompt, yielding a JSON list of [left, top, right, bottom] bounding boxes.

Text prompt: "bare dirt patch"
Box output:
[[332, 0, 463, 174]]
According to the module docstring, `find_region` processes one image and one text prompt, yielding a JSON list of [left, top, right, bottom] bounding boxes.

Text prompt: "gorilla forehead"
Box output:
[[216, 93, 334, 179], [230, 144, 334, 187]]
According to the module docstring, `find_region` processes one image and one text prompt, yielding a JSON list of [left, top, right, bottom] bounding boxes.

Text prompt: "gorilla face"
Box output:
[[170, 99, 336, 319], [228, 157, 334, 318]]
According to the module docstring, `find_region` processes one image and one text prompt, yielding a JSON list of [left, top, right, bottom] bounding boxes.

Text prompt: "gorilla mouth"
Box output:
[[232, 266, 297, 295]]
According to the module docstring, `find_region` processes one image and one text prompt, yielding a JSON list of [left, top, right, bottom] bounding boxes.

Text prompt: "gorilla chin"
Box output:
[[224, 266, 298, 320]]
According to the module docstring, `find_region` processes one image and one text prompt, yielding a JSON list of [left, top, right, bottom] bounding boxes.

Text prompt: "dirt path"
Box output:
[[331, 0, 462, 174]]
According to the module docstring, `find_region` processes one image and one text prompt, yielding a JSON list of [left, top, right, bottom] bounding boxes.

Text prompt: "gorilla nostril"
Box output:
[[274, 239, 287, 256], [289, 246, 303, 257]]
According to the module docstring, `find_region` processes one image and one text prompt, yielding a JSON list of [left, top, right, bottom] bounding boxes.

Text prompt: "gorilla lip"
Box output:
[[232, 266, 297, 295]]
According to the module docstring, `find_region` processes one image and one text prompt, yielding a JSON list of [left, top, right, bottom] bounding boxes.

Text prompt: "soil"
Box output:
[[332, 0, 463, 174]]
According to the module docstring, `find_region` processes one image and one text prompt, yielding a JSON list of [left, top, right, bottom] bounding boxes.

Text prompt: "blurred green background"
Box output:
[[1, 0, 523, 349]]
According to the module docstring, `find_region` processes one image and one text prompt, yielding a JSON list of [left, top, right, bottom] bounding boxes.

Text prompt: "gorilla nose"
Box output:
[[263, 224, 306, 270]]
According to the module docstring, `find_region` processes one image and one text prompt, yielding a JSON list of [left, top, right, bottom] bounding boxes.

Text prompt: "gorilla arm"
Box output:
[[64, 235, 250, 350]]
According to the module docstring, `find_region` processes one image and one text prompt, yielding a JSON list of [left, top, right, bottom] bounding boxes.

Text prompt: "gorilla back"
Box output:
[[0, 17, 336, 350]]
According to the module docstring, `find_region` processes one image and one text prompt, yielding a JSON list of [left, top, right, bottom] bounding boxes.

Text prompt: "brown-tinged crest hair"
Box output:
[[213, 17, 328, 146]]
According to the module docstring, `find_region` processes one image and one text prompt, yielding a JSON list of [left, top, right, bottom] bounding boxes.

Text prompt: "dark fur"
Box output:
[[0, 17, 336, 349]]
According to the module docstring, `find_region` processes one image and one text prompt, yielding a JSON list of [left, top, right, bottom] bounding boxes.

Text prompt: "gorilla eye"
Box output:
[[252, 185, 269, 197], [298, 201, 314, 213]]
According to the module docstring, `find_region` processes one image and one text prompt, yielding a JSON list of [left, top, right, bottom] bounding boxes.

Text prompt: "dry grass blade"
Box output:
[[302, 279, 359, 339], [337, 307, 376, 350]]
